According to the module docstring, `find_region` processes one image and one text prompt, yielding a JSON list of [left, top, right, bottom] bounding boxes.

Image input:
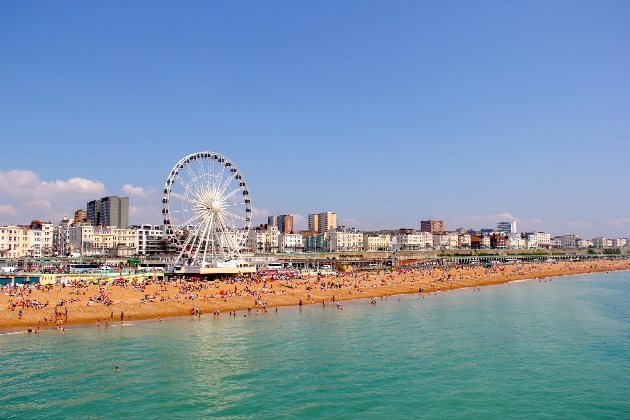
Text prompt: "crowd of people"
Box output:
[[1, 259, 629, 331]]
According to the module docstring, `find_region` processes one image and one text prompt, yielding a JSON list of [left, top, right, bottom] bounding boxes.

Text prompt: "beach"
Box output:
[[1, 259, 628, 332]]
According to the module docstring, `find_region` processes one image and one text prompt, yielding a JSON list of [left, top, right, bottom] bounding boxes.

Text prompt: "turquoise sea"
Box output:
[[1, 270, 629, 419]]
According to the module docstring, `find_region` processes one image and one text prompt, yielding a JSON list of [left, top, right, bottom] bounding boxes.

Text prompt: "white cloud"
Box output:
[[0, 204, 18, 218], [0, 170, 106, 224], [122, 184, 156, 199], [252, 207, 271, 220]]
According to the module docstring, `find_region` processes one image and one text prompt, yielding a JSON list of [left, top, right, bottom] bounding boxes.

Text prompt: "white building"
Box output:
[[508, 233, 525, 249], [458, 234, 471, 249], [134, 224, 166, 255], [68, 226, 95, 255], [497, 220, 517, 234], [395, 232, 428, 251], [560, 234, 579, 249], [433, 233, 459, 249], [247, 225, 279, 254], [27, 221, 54, 258], [612, 238, 627, 248], [363, 233, 392, 252], [326, 228, 364, 252], [525, 232, 551, 249], [278, 233, 304, 253], [54, 216, 72, 256], [577, 239, 592, 248], [92, 226, 138, 257], [0, 226, 28, 258]]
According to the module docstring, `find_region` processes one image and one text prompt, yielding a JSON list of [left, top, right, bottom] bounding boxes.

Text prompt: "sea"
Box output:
[[1, 270, 629, 419]]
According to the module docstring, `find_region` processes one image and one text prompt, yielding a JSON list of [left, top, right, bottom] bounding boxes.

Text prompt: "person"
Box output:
[[120, 311, 124, 322], [27, 326, 33, 333]]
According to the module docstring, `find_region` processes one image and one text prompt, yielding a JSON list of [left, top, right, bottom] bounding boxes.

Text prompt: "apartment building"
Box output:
[[420, 220, 444, 234], [87, 196, 129, 228], [363, 233, 392, 252], [326, 227, 363, 252], [278, 233, 304, 253]]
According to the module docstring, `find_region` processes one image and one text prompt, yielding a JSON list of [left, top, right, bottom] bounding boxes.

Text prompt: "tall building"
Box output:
[[420, 220, 444, 234], [268, 215, 294, 234], [277, 215, 294, 234], [318, 212, 337, 234], [497, 221, 517, 234], [86, 200, 101, 226], [308, 214, 319, 232], [87, 196, 129, 228]]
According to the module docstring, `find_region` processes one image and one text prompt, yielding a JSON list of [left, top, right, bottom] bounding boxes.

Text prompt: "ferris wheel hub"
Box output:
[[210, 201, 222, 213]]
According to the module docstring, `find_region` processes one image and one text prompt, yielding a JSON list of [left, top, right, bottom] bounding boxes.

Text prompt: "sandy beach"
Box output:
[[2, 259, 628, 332]]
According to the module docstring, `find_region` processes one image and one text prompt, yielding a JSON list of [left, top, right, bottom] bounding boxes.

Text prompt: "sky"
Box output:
[[1, 0, 629, 239]]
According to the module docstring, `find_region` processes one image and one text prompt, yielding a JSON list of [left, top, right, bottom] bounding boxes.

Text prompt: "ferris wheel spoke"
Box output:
[[184, 162, 202, 190], [173, 174, 200, 200], [221, 209, 246, 223], [220, 185, 244, 202], [191, 220, 210, 263], [215, 216, 238, 255], [169, 191, 201, 207], [201, 216, 215, 264], [175, 210, 203, 231]]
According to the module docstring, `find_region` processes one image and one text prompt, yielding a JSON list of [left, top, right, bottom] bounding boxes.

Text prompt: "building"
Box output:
[[326, 227, 363, 252], [420, 220, 444, 234], [458, 234, 471, 249], [278, 233, 304, 253], [508, 233, 525, 249], [0, 226, 28, 258], [363, 233, 392, 252], [54, 216, 73, 256], [269, 214, 294, 234], [592, 237, 608, 249], [432, 233, 459, 249], [246, 224, 279, 254], [92, 226, 137, 257], [525, 232, 551, 249], [394, 230, 432, 251], [497, 221, 517, 234], [307, 212, 337, 234], [303, 233, 325, 252], [68, 225, 95, 255], [308, 214, 319, 232], [87, 196, 129, 228], [560, 234, 579, 249], [133, 224, 167, 255], [319, 212, 337, 234], [74, 209, 88, 225], [28, 220, 54, 257]]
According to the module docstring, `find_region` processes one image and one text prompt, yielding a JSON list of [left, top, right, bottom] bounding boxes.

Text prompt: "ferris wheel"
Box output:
[[162, 152, 252, 266]]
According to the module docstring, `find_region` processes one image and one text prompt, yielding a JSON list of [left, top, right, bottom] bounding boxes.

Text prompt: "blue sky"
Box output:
[[1, 1, 629, 238]]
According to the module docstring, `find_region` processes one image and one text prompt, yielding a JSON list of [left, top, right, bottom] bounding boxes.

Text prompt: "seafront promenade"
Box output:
[[2, 259, 628, 331]]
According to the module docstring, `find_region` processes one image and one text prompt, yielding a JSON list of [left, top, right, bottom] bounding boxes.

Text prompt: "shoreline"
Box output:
[[2, 259, 629, 334]]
